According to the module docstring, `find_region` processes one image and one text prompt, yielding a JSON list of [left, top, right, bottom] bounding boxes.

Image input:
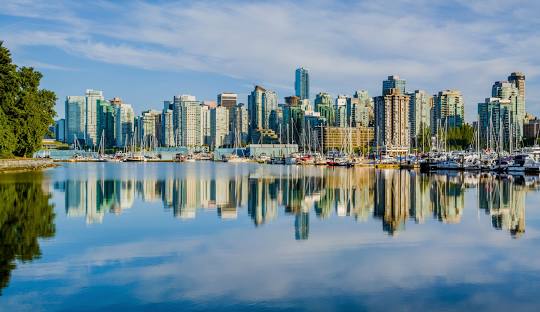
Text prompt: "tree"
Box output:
[[0, 41, 56, 157], [0, 172, 55, 294], [446, 124, 474, 150]]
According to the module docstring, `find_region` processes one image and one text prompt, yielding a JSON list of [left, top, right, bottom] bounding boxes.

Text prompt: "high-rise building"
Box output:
[[335, 95, 348, 127], [65, 95, 86, 145], [230, 104, 249, 145], [478, 75, 525, 150], [211, 106, 230, 148], [97, 100, 116, 147], [85, 89, 104, 146], [248, 86, 278, 142], [433, 90, 464, 132], [353, 90, 373, 128], [54, 119, 66, 142], [162, 108, 175, 147], [314, 92, 334, 126], [177, 96, 203, 147], [383, 75, 406, 96], [508, 72, 525, 102], [217, 93, 237, 108], [139, 110, 162, 147], [115, 103, 134, 147], [200, 105, 211, 146], [408, 90, 432, 143], [374, 88, 410, 155], [295, 67, 310, 100]]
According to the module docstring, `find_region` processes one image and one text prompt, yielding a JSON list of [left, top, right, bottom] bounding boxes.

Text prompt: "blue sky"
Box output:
[[1, 0, 539, 120]]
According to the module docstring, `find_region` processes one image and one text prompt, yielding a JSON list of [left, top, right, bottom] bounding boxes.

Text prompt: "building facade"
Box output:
[[295, 67, 310, 100], [374, 88, 410, 155]]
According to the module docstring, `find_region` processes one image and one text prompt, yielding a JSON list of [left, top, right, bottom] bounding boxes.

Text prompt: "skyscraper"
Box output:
[[85, 89, 104, 146], [217, 93, 237, 108], [433, 90, 464, 132], [335, 95, 348, 128], [162, 106, 175, 147], [408, 90, 431, 143], [383, 75, 406, 96], [211, 106, 230, 148], [65, 95, 86, 144], [508, 72, 525, 102], [295, 67, 310, 100], [248, 85, 278, 142], [374, 88, 410, 155], [115, 103, 134, 147]]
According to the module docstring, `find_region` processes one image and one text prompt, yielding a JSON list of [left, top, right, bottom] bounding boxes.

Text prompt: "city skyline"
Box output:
[[1, 1, 539, 120]]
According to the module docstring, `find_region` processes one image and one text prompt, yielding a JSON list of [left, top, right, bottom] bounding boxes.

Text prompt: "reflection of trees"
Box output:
[[0, 172, 55, 294]]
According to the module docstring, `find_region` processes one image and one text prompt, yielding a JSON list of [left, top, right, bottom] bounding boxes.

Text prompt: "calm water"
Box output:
[[2, 162, 540, 311]]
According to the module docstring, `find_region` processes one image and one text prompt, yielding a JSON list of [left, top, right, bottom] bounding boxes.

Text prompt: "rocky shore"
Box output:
[[0, 159, 56, 172]]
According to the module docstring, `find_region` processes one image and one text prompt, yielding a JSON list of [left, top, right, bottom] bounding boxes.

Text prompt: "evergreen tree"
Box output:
[[0, 41, 56, 157]]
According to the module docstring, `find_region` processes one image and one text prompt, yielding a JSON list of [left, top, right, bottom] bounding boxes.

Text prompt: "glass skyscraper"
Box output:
[[382, 75, 406, 96], [295, 67, 310, 100]]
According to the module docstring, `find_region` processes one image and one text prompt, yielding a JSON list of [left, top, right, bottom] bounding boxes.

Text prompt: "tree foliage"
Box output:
[[446, 124, 475, 150], [0, 172, 55, 294], [0, 41, 56, 157]]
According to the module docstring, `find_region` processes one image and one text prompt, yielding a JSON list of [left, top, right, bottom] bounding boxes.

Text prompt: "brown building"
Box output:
[[524, 118, 540, 140], [320, 126, 374, 153]]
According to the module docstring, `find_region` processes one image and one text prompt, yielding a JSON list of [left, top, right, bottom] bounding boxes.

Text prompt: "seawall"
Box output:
[[0, 159, 56, 173]]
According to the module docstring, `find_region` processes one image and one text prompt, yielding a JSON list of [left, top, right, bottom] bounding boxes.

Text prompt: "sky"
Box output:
[[1, 0, 539, 120]]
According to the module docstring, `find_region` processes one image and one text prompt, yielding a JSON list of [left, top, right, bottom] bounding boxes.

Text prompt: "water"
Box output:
[[1, 162, 540, 311]]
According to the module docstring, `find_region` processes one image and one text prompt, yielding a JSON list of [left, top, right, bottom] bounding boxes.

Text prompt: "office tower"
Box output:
[[285, 96, 300, 107], [139, 110, 162, 148], [354, 90, 373, 127], [230, 104, 249, 145], [314, 92, 333, 108], [248, 85, 266, 131], [478, 97, 515, 151], [408, 90, 432, 144], [217, 92, 237, 108], [211, 106, 229, 148], [383, 75, 406, 96], [433, 90, 464, 132], [85, 89, 104, 146], [374, 88, 410, 155], [248, 86, 278, 141], [54, 119, 66, 142], [97, 100, 116, 147], [162, 108, 175, 147], [478, 76, 525, 151], [508, 72, 525, 102], [200, 105, 211, 146], [335, 95, 348, 127], [115, 103, 134, 147], [295, 67, 310, 100], [314, 92, 334, 126], [65, 95, 86, 144], [179, 97, 203, 147]]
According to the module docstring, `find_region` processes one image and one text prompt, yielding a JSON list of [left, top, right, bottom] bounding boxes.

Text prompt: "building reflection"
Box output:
[[53, 167, 539, 239]]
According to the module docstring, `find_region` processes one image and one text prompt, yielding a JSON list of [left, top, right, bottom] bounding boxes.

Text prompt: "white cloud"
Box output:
[[2, 0, 540, 117]]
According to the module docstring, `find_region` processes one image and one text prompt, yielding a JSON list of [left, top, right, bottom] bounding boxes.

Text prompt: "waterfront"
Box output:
[[2, 162, 540, 311]]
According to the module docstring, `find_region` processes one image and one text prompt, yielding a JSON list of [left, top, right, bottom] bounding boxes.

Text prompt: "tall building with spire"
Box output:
[[295, 67, 310, 100]]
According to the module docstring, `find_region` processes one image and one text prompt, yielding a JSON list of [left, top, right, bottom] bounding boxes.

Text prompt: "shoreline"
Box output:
[[0, 159, 57, 173]]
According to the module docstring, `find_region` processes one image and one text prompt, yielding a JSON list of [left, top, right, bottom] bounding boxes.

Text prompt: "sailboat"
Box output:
[[226, 126, 249, 163]]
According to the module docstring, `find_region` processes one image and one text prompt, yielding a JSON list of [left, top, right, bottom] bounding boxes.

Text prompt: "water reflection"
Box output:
[[0, 172, 55, 294], [52, 166, 538, 239]]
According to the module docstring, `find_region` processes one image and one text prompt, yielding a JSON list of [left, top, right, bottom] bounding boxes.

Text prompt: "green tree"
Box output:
[[0, 172, 55, 294], [0, 41, 56, 157], [446, 124, 475, 150]]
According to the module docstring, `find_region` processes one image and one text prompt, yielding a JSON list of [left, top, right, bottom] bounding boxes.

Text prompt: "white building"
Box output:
[[85, 89, 104, 146], [115, 103, 134, 147], [65, 95, 86, 144], [211, 106, 230, 148]]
